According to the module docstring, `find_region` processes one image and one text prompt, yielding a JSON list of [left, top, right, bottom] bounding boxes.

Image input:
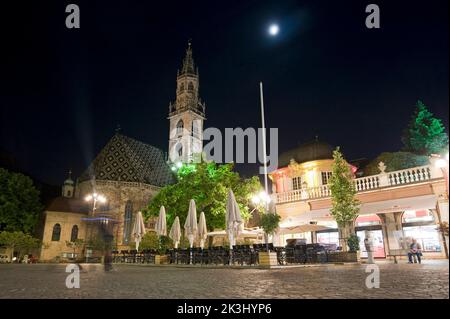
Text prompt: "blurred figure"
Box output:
[[408, 238, 422, 264]]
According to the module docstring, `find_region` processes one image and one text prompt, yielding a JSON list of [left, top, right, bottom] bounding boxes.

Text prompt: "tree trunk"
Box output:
[[338, 222, 354, 252]]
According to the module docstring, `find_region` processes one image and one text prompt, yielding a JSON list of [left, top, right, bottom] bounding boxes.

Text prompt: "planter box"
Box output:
[[327, 251, 358, 263], [154, 255, 169, 265], [259, 252, 278, 267]]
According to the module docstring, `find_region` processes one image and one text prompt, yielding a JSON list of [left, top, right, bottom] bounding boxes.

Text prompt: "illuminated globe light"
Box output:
[[97, 195, 107, 203], [171, 166, 177, 172], [176, 162, 183, 168], [269, 24, 279, 36]]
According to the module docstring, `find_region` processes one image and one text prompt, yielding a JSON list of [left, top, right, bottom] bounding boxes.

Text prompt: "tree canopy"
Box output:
[[0, 168, 43, 234], [363, 152, 429, 176], [401, 100, 448, 155], [328, 148, 360, 227], [143, 162, 262, 231]]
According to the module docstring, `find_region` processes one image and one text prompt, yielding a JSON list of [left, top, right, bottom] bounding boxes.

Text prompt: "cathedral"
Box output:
[[40, 43, 206, 261]]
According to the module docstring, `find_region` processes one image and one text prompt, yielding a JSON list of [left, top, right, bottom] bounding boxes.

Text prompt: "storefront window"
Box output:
[[317, 232, 339, 246], [355, 215, 385, 258], [403, 225, 441, 252], [357, 230, 386, 258], [401, 210, 440, 252]]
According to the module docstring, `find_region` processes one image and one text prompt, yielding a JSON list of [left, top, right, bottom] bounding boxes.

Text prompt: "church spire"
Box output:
[[180, 40, 196, 75]]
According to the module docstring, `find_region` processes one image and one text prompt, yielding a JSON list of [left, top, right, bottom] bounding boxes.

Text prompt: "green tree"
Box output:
[[402, 100, 449, 155], [260, 212, 281, 250], [143, 161, 262, 231], [363, 152, 429, 176], [0, 231, 41, 261], [0, 168, 43, 234], [328, 148, 360, 251]]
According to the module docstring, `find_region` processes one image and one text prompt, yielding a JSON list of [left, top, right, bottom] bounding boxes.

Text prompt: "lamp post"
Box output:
[[259, 82, 269, 212], [84, 192, 107, 263]]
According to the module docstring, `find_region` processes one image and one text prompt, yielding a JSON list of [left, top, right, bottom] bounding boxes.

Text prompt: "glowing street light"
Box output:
[[85, 192, 107, 214], [251, 190, 271, 206]]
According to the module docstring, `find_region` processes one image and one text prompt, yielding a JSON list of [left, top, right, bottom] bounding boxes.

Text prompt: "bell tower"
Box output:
[[62, 170, 74, 198], [168, 41, 206, 163]]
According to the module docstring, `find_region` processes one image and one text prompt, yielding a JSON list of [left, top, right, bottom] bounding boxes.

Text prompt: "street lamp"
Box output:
[[84, 192, 107, 263], [85, 192, 107, 215]]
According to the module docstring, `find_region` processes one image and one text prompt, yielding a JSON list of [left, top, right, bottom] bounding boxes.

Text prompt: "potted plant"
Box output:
[[259, 212, 281, 267], [347, 234, 360, 262]]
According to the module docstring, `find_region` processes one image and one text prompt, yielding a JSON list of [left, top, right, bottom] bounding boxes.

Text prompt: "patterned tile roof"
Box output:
[[78, 133, 175, 187]]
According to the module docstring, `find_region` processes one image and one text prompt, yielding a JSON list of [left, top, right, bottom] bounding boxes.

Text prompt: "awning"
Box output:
[[358, 194, 437, 214], [207, 229, 264, 238], [278, 224, 331, 235]]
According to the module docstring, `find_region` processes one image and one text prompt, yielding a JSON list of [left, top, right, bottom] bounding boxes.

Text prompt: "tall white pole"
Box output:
[[259, 82, 269, 211]]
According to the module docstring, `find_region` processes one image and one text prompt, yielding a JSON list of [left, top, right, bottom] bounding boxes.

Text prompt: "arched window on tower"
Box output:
[[180, 83, 185, 91], [176, 120, 184, 136], [123, 201, 133, 244], [188, 82, 194, 91], [70, 225, 78, 242], [52, 224, 61, 241], [178, 144, 183, 158]]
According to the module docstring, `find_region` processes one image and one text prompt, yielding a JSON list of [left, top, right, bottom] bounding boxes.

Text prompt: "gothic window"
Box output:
[[176, 120, 184, 136], [188, 82, 194, 91], [70, 225, 78, 242], [52, 224, 61, 241], [67, 190, 71, 197], [178, 145, 183, 157], [123, 201, 133, 244], [180, 83, 185, 91]]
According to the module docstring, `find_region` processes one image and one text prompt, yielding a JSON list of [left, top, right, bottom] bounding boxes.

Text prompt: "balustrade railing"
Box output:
[[273, 165, 440, 204]]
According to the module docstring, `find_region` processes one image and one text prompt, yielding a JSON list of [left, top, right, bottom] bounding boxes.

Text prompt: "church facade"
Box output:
[[40, 43, 205, 261]]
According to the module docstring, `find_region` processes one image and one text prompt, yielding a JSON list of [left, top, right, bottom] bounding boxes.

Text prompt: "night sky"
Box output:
[[1, 0, 448, 186]]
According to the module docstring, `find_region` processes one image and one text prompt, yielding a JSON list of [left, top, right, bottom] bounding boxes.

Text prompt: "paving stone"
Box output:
[[0, 260, 447, 299]]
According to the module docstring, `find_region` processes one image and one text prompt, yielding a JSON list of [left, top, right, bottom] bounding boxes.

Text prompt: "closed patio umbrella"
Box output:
[[132, 211, 146, 251], [155, 206, 167, 237], [226, 189, 243, 250], [197, 212, 208, 249], [169, 216, 181, 248], [184, 199, 198, 248]]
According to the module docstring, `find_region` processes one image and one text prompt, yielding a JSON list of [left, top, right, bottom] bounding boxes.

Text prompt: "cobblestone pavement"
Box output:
[[0, 260, 448, 299]]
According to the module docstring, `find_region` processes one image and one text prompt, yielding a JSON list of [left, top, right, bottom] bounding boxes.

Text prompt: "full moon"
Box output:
[[269, 24, 279, 36]]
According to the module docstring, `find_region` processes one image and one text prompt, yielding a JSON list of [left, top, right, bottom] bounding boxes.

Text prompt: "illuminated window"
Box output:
[[401, 210, 440, 252], [52, 224, 61, 241], [292, 177, 302, 190], [321, 171, 332, 185]]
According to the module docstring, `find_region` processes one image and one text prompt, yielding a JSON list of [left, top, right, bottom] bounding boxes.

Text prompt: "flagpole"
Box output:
[[259, 82, 269, 211]]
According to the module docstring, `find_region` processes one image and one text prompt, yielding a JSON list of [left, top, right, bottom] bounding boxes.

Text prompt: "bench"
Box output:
[[387, 249, 409, 264]]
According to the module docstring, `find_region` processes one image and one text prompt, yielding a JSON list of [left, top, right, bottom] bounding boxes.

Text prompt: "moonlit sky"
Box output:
[[0, 0, 448, 186]]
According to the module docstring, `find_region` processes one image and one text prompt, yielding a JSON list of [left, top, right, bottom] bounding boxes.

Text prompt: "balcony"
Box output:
[[272, 164, 444, 204]]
